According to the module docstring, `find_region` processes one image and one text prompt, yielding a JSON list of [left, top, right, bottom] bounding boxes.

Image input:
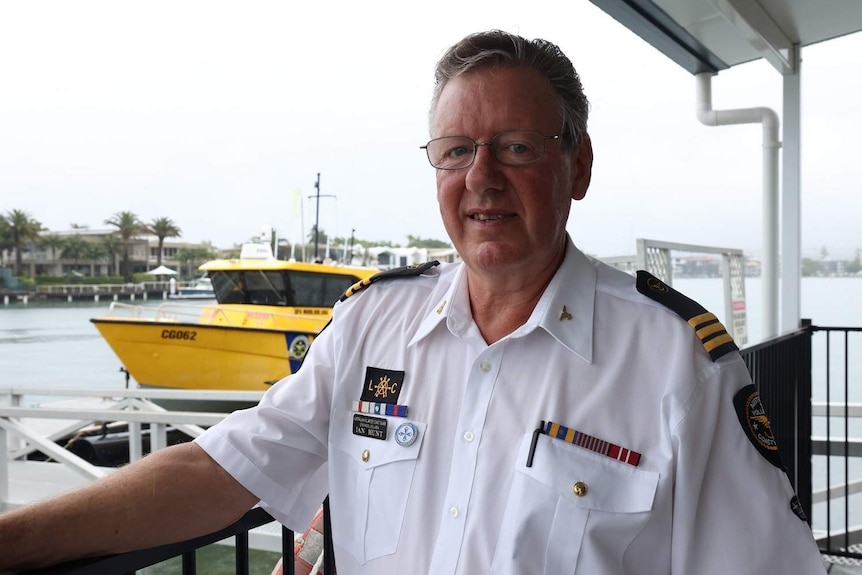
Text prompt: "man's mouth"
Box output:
[[470, 214, 508, 221]]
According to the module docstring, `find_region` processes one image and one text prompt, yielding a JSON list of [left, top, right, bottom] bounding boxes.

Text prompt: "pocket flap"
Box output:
[[516, 432, 658, 513], [331, 409, 426, 471]]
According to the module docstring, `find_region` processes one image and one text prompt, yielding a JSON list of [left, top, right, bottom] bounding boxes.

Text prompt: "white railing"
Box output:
[[102, 300, 325, 328], [0, 387, 264, 510], [600, 238, 748, 345]]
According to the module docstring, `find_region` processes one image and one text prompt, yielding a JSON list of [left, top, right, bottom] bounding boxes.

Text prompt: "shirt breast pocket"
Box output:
[[329, 409, 426, 565], [491, 432, 659, 575]]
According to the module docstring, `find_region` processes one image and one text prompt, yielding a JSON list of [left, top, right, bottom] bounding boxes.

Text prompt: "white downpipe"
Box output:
[[695, 73, 781, 340]]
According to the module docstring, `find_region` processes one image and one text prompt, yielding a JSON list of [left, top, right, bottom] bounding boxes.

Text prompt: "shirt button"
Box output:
[[479, 361, 492, 373], [362, 449, 370, 462], [573, 481, 588, 497], [450, 506, 460, 518], [463, 430, 475, 442]]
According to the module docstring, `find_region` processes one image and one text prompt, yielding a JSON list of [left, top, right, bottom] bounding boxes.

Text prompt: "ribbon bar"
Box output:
[[544, 421, 641, 466], [352, 400, 408, 418]]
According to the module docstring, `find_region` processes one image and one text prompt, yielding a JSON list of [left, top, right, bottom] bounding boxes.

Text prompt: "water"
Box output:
[[3, 277, 862, 547]]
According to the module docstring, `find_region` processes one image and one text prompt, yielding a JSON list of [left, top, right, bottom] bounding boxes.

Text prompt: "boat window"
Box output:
[[208, 269, 363, 308], [289, 271, 361, 307], [210, 271, 246, 304], [244, 271, 288, 305]]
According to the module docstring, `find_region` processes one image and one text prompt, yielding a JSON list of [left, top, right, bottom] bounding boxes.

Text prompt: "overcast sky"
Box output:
[[2, 1, 861, 259]]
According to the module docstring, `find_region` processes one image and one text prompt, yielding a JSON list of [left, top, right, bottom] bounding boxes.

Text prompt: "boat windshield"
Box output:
[[209, 269, 361, 307]]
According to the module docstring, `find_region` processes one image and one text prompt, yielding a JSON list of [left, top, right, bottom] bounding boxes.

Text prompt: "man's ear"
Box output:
[[571, 133, 593, 201]]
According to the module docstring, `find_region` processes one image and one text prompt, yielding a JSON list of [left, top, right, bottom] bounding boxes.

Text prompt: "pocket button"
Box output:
[[573, 481, 588, 497]]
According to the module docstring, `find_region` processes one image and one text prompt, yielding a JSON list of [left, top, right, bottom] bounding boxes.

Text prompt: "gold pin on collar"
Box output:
[[560, 306, 573, 321], [436, 300, 447, 314]]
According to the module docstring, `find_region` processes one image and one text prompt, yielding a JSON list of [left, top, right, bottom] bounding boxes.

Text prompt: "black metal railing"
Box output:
[[20, 500, 337, 575], [740, 322, 862, 562], [740, 321, 814, 520], [20, 507, 289, 575], [809, 325, 862, 560]]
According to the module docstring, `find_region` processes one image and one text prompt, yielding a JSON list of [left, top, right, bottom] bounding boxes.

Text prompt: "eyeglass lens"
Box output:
[[424, 130, 554, 170]]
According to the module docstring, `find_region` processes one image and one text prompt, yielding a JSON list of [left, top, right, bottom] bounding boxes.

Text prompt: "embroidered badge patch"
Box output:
[[361, 366, 404, 404], [352, 414, 388, 440], [733, 384, 784, 469]]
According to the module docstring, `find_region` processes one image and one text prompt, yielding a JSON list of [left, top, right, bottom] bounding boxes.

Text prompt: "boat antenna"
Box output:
[[313, 173, 321, 261]]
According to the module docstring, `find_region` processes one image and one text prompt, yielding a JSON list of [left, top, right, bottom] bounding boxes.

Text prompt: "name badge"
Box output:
[[353, 414, 388, 441]]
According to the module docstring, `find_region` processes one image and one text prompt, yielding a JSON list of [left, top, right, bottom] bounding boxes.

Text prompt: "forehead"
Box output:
[[432, 66, 560, 137]]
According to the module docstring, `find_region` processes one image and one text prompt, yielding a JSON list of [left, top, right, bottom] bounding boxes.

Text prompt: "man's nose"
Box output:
[[465, 142, 505, 190]]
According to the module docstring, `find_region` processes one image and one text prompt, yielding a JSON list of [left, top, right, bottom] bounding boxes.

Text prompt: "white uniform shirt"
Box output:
[[196, 238, 825, 574]]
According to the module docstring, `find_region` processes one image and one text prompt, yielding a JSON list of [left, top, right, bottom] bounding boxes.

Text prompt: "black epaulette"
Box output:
[[339, 260, 440, 302], [636, 270, 738, 362]]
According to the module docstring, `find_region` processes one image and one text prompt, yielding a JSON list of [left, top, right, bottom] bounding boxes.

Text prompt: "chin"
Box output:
[[463, 241, 526, 270]]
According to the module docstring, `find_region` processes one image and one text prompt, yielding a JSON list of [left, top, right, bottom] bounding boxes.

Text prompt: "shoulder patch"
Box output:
[[340, 261, 440, 301], [733, 384, 785, 470], [636, 270, 738, 361]]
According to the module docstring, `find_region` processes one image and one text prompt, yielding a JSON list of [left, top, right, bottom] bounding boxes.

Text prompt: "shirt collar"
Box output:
[[410, 236, 596, 363], [410, 264, 468, 346], [536, 237, 596, 363]]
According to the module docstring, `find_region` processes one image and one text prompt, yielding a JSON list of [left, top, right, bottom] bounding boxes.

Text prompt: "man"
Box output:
[[0, 30, 825, 574]]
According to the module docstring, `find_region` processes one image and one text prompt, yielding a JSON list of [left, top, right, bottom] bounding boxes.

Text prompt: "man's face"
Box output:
[[432, 66, 591, 279]]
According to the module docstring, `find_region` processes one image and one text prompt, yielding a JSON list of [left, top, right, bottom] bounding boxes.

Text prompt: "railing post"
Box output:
[[236, 531, 250, 575], [182, 551, 196, 575], [0, 425, 8, 507], [152, 423, 168, 452], [129, 422, 143, 462]]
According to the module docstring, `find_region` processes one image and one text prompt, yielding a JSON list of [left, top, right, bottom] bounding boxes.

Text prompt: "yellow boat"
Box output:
[[91, 249, 378, 392]]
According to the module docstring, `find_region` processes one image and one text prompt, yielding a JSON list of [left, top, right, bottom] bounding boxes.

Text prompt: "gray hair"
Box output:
[[429, 30, 589, 146]]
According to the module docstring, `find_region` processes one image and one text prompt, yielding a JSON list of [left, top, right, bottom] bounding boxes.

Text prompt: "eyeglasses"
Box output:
[[420, 130, 561, 170]]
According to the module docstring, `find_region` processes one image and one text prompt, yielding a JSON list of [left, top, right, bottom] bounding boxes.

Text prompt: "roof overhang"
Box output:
[[589, 0, 862, 75]]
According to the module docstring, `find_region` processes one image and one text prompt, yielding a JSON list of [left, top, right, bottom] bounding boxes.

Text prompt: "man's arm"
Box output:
[[0, 441, 259, 571]]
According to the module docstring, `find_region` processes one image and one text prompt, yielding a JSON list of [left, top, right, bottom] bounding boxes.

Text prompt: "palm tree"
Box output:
[[82, 241, 107, 277], [148, 217, 182, 267], [100, 234, 122, 277], [40, 234, 66, 276], [0, 214, 12, 268], [61, 234, 88, 275], [3, 209, 43, 277], [104, 211, 146, 281], [176, 245, 217, 279]]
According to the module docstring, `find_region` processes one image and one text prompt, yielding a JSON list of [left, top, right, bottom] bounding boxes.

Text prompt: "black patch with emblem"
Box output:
[[361, 366, 404, 404], [636, 270, 738, 361], [353, 414, 388, 441], [340, 260, 440, 301], [790, 495, 807, 522], [734, 384, 785, 470]]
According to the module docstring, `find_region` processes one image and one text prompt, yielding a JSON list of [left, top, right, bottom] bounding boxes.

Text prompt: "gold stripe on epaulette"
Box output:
[[696, 322, 726, 339], [344, 278, 372, 299], [688, 312, 716, 329], [704, 333, 734, 352]]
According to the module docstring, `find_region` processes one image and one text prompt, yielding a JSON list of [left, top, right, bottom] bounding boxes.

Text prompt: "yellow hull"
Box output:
[[91, 252, 378, 392], [91, 318, 320, 391]]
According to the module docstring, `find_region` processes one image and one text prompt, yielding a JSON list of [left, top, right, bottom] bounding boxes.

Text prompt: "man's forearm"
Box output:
[[0, 442, 258, 571]]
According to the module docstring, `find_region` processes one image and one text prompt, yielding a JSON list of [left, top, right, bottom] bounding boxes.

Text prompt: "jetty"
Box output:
[[2, 281, 190, 305]]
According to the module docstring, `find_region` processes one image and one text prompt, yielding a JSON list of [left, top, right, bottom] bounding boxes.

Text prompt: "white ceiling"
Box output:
[[589, 0, 862, 74]]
